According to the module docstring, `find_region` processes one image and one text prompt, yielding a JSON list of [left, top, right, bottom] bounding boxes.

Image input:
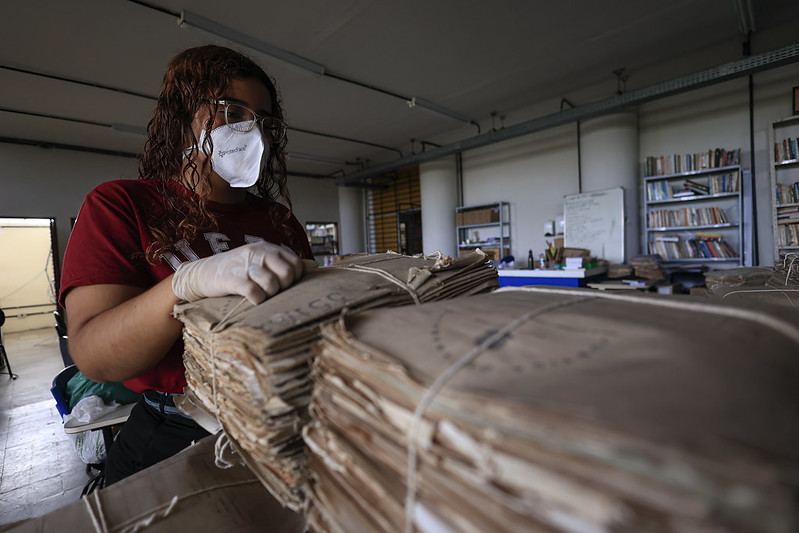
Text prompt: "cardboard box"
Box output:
[[4, 435, 305, 533], [656, 283, 681, 295], [457, 207, 500, 226]]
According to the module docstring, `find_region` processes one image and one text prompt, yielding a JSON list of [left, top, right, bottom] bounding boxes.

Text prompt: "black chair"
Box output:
[[0, 308, 19, 380], [51, 364, 80, 418], [51, 364, 136, 495], [54, 309, 74, 367], [52, 365, 107, 495]]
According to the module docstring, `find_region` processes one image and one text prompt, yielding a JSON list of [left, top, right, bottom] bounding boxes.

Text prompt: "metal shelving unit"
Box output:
[[768, 115, 799, 261], [455, 202, 511, 261], [643, 165, 743, 267]]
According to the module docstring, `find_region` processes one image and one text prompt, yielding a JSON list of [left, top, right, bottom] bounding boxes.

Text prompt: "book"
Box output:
[[654, 233, 679, 242], [684, 179, 708, 192]]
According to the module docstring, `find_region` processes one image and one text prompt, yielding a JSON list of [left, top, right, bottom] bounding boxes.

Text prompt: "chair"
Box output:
[[51, 364, 80, 418], [51, 364, 134, 495], [0, 308, 19, 380], [54, 309, 74, 367]]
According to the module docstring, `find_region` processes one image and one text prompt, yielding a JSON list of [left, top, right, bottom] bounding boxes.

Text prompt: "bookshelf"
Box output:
[[305, 222, 338, 260], [768, 115, 799, 260], [455, 202, 510, 262], [643, 165, 743, 267]]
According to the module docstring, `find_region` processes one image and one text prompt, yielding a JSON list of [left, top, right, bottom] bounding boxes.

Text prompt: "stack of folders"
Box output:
[[173, 251, 498, 511], [607, 263, 633, 278], [304, 287, 799, 533], [564, 256, 584, 269], [630, 254, 666, 281]]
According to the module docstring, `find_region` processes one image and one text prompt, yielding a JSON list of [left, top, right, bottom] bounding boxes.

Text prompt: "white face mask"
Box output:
[[196, 121, 267, 188]]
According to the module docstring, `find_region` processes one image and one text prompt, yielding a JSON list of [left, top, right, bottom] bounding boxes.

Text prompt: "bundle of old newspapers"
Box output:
[[768, 252, 799, 287], [304, 286, 799, 533], [704, 253, 799, 308], [173, 251, 498, 511]]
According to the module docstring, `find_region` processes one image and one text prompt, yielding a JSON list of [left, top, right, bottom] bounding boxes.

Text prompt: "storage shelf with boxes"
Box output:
[[456, 202, 511, 261]]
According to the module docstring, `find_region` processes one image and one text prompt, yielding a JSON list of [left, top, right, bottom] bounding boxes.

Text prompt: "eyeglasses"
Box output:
[[213, 100, 287, 144]]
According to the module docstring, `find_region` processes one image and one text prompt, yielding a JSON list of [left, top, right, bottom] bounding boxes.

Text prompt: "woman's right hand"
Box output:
[[172, 241, 303, 304]]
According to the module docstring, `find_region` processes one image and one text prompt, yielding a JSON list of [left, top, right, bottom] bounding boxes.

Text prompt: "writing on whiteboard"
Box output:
[[563, 188, 624, 263]]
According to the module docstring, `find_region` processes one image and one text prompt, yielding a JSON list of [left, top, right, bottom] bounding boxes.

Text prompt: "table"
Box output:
[[497, 266, 607, 288]]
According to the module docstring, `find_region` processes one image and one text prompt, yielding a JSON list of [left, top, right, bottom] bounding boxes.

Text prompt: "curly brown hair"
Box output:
[[139, 44, 296, 262]]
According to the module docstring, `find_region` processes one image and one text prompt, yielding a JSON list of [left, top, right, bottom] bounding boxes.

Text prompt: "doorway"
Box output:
[[366, 167, 422, 254], [0, 218, 58, 333], [398, 208, 423, 255]]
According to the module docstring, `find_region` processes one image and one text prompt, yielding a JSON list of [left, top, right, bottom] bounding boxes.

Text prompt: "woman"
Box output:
[[58, 45, 313, 484]]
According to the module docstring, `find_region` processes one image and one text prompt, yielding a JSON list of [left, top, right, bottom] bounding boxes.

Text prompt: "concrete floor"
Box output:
[[0, 328, 88, 527]]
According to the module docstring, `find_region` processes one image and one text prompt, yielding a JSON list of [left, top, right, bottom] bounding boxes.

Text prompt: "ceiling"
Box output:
[[2, 0, 798, 184]]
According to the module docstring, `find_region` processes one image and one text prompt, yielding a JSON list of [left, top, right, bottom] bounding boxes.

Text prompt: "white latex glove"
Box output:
[[172, 241, 303, 304]]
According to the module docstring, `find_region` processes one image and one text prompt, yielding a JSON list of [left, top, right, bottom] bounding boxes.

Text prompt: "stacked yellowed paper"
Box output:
[[630, 254, 666, 280], [173, 251, 498, 511], [305, 286, 799, 532], [704, 265, 774, 290], [702, 257, 799, 308], [769, 252, 799, 287]]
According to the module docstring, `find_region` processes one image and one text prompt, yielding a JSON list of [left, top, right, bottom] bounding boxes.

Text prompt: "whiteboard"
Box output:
[[563, 187, 624, 263]]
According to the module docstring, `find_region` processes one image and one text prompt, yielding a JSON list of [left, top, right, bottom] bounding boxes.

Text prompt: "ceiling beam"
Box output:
[[336, 42, 799, 186]]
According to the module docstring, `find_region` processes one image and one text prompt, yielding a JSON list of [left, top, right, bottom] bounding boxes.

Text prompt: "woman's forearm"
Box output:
[[65, 276, 183, 383]]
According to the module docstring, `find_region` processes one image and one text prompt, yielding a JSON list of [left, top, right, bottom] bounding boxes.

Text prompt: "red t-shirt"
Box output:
[[59, 178, 312, 394]]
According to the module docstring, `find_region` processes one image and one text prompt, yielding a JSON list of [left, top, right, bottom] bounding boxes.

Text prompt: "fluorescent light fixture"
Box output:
[[732, 0, 756, 34], [179, 10, 325, 76], [408, 96, 474, 124], [0, 218, 51, 227], [111, 123, 147, 136], [288, 152, 351, 165]]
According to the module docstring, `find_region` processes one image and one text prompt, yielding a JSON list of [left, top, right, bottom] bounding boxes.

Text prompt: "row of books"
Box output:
[[649, 234, 738, 260], [778, 203, 799, 225], [776, 182, 799, 205], [778, 221, 799, 247], [774, 138, 799, 163], [648, 206, 729, 228], [646, 173, 739, 201], [644, 148, 740, 177]]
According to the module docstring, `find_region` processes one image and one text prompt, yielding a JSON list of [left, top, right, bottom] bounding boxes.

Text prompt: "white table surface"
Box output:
[[497, 266, 607, 279]]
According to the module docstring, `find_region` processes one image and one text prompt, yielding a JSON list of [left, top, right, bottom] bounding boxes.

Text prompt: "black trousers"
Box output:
[[105, 391, 210, 486]]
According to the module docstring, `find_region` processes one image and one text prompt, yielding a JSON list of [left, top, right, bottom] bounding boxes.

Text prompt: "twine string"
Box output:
[[402, 296, 591, 533], [84, 480, 259, 533], [118, 495, 179, 533], [329, 263, 422, 305], [785, 254, 798, 286], [84, 490, 110, 533], [207, 296, 250, 467], [214, 432, 236, 469]]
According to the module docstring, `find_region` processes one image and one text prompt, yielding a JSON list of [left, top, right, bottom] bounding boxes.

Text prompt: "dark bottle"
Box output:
[[527, 249, 534, 270]]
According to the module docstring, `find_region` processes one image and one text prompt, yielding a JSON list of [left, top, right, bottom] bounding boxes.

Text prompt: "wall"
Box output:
[[454, 61, 799, 267], [0, 144, 139, 275], [286, 175, 341, 232], [639, 61, 799, 265], [461, 124, 578, 262], [0, 142, 338, 334]]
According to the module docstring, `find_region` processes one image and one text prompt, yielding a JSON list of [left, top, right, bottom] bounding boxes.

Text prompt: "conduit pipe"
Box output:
[[336, 42, 799, 186]]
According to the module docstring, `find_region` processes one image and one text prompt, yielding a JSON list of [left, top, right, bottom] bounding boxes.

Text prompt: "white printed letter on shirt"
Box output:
[[205, 232, 231, 254]]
